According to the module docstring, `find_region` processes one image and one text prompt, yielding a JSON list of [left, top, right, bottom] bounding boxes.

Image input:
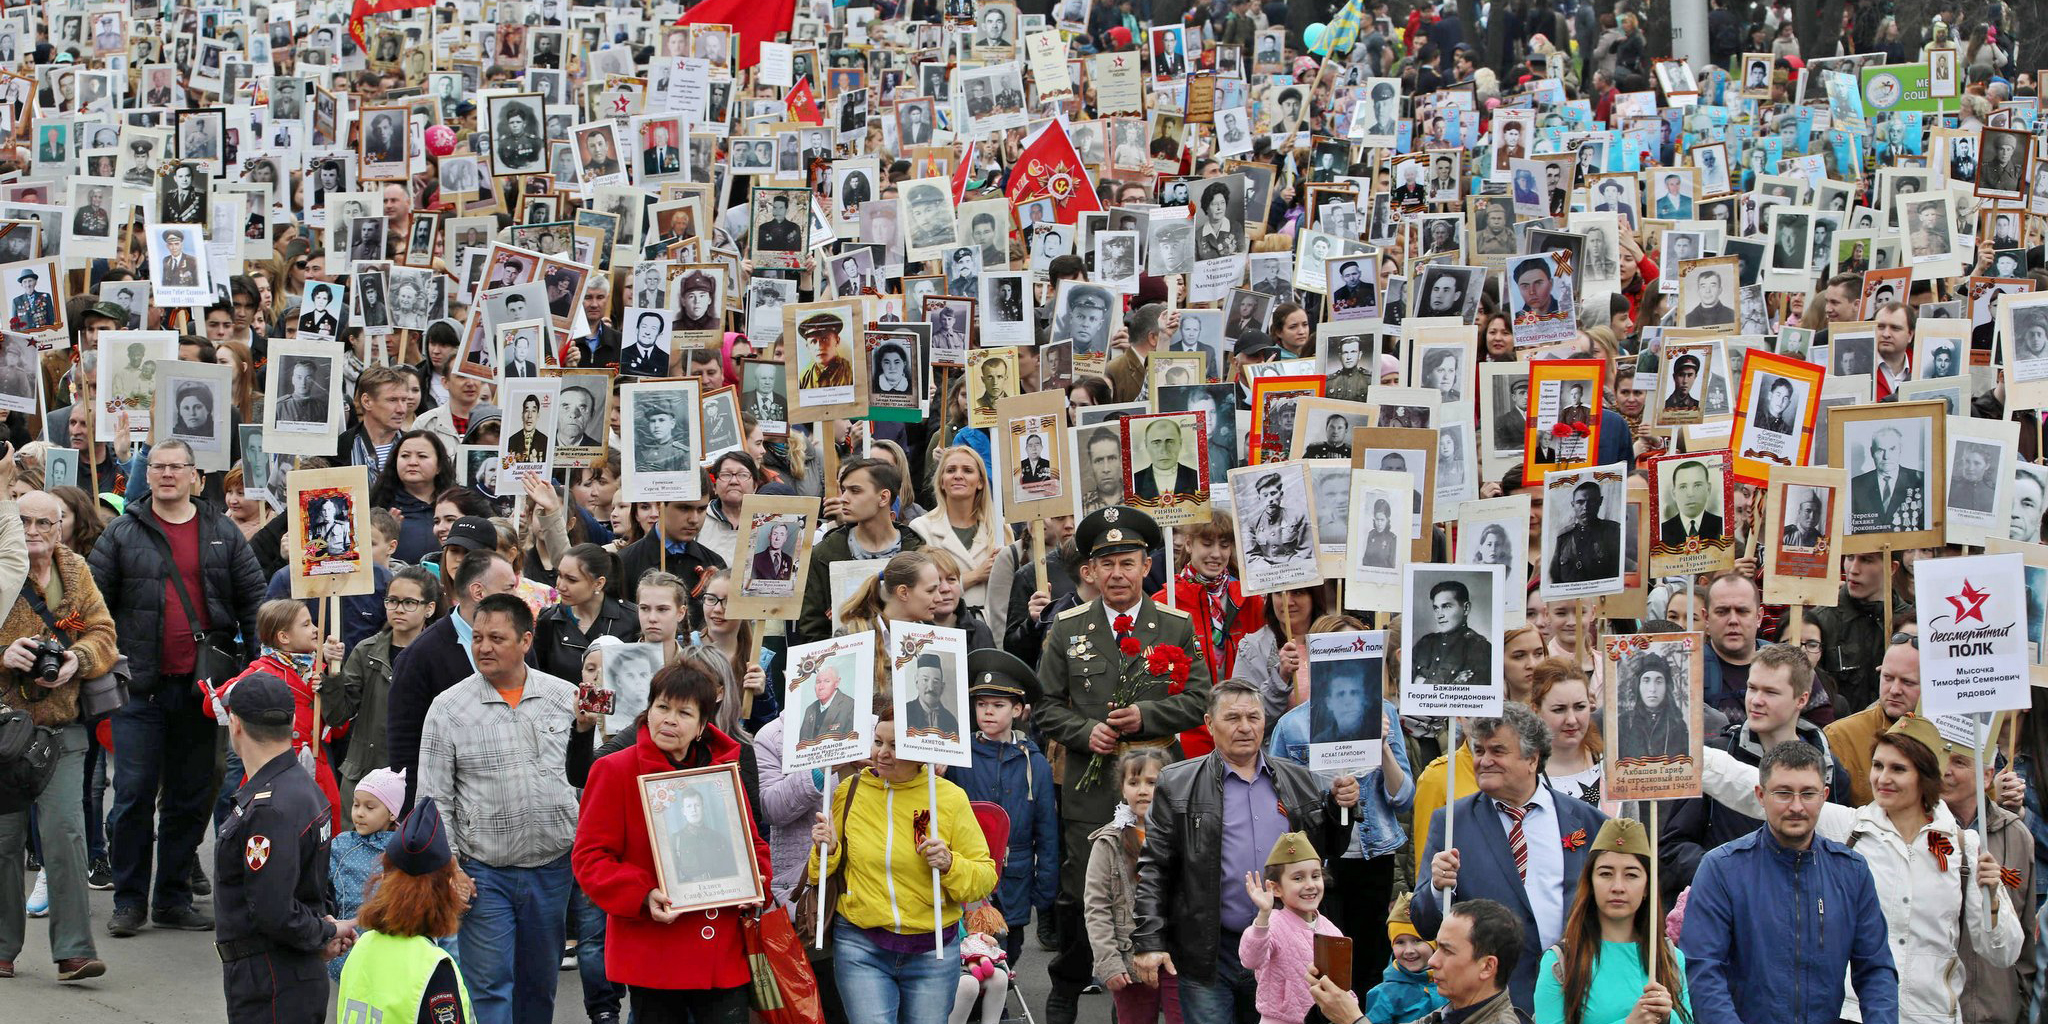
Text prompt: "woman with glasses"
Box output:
[[324, 566, 439, 810], [693, 569, 767, 722]]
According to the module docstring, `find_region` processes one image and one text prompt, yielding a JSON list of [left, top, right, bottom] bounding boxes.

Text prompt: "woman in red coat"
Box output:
[[572, 659, 771, 1023], [208, 599, 345, 834]]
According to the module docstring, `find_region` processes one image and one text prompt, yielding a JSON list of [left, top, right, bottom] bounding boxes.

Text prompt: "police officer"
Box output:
[[214, 673, 349, 1024], [1034, 506, 1212, 1024]]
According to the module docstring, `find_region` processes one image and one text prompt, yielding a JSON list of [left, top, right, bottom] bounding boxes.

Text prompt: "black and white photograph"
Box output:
[[740, 359, 789, 434], [979, 271, 1033, 347], [1736, 369, 1810, 471], [620, 307, 674, 379], [263, 340, 344, 452], [1841, 409, 1937, 537], [899, 177, 959, 260], [1398, 563, 1504, 716], [1413, 265, 1483, 322], [296, 282, 345, 342], [1191, 176, 1246, 263], [485, 92, 549, 176], [358, 104, 410, 180], [1649, 452, 1733, 576], [157, 162, 210, 224], [1901, 191, 1958, 266], [555, 374, 610, 464], [0, 335, 34, 415], [636, 765, 766, 914], [1071, 421, 1127, 519], [1228, 462, 1322, 596], [97, 333, 175, 443], [156, 362, 233, 472], [865, 334, 920, 412], [1346, 469, 1413, 596], [1541, 463, 1626, 599], [1094, 230, 1139, 292], [1679, 258, 1739, 330], [620, 381, 704, 501], [1052, 280, 1115, 356], [1975, 127, 2031, 200], [1946, 435, 2006, 521]]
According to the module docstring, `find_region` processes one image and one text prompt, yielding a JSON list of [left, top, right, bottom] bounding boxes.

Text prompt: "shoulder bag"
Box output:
[[140, 526, 244, 690], [787, 773, 861, 956]]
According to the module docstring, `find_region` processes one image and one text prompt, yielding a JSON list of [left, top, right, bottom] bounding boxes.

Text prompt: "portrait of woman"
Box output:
[[1193, 181, 1240, 261], [1472, 523, 1513, 565], [171, 381, 215, 439], [1615, 651, 1688, 761]]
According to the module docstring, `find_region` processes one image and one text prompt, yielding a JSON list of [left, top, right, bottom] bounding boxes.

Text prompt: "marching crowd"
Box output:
[[0, 2, 2045, 1024]]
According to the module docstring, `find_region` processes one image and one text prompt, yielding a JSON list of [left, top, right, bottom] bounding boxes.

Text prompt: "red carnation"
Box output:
[[1113, 614, 1134, 633], [1119, 637, 1142, 656], [1572, 422, 1592, 436]]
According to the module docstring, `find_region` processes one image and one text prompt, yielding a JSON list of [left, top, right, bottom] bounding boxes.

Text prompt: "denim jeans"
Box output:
[[831, 917, 962, 1024], [109, 681, 215, 914], [572, 883, 621, 1019], [0, 724, 95, 962], [83, 730, 107, 862], [1175, 930, 1257, 1024], [460, 852, 574, 1024]]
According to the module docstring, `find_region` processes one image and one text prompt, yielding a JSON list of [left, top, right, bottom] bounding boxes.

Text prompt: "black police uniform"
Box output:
[[216, 748, 338, 1024]]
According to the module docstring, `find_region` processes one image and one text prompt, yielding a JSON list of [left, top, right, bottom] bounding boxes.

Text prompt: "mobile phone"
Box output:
[[577, 687, 616, 716]]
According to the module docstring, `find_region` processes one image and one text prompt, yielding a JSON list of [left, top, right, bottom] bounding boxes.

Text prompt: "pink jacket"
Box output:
[[1239, 908, 1345, 1024]]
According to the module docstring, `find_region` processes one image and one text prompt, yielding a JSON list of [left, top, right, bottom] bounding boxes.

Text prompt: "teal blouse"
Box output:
[[1533, 940, 1692, 1024]]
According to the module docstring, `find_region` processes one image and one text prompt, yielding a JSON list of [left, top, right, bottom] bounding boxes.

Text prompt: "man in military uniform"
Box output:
[[1243, 470, 1312, 568], [1664, 353, 1702, 412], [756, 194, 802, 252], [1410, 579, 1491, 689], [213, 673, 348, 1024], [797, 314, 852, 389], [1035, 506, 1210, 1024], [675, 270, 718, 332], [633, 397, 692, 473], [1324, 334, 1372, 402], [1550, 479, 1621, 583], [10, 268, 52, 330]]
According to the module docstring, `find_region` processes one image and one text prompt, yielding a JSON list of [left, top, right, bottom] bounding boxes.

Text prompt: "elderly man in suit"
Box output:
[[1848, 425, 1924, 533], [1413, 704, 1608, 1011]]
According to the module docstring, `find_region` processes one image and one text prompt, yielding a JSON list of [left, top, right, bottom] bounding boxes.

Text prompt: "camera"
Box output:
[[31, 637, 66, 683]]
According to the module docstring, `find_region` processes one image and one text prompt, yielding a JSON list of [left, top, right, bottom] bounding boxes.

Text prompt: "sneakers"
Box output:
[[188, 862, 211, 898], [151, 905, 214, 931], [561, 939, 578, 971], [56, 957, 105, 982], [25, 870, 47, 917], [0, 960, 12, 979], [107, 907, 144, 937], [87, 858, 112, 891]]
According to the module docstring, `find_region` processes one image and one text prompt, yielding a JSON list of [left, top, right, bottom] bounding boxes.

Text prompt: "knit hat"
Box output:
[[355, 768, 406, 819], [1388, 891, 1423, 943], [1591, 817, 1654, 858], [1264, 831, 1319, 867]]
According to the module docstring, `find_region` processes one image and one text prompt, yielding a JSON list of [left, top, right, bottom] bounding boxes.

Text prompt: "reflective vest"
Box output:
[[336, 931, 474, 1024]]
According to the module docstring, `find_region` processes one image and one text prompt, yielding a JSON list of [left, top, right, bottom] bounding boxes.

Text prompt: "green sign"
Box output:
[[1859, 63, 1953, 116]]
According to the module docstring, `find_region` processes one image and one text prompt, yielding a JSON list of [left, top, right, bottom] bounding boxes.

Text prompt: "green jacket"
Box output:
[[1035, 595, 1211, 826], [794, 521, 926, 648], [326, 629, 400, 801]]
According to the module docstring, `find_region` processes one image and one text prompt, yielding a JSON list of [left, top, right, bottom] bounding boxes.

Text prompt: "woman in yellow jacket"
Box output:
[[809, 696, 998, 1023]]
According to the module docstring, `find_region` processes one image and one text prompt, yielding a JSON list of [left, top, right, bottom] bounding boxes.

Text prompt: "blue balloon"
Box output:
[[1304, 22, 1327, 50]]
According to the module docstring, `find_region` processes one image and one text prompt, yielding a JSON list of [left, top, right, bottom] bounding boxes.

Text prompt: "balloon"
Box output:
[[425, 125, 457, 157], [1304, 23, 1327, 51]]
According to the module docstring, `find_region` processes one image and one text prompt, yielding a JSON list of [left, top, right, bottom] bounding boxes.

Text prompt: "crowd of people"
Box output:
[[0, 2, 2045, 1024]]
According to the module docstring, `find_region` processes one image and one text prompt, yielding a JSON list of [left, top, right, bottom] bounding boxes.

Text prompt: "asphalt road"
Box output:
[[8, 841, 1087, 1024]]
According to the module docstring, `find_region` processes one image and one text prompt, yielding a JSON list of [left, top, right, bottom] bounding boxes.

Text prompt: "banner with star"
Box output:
[[1916, 552, 2031, 716], [1005, 119, 1103, 226]]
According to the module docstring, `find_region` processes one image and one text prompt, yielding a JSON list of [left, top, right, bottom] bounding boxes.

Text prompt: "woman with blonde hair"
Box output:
[[909, 446, 1002, 613], [919, 547, 996, 650]]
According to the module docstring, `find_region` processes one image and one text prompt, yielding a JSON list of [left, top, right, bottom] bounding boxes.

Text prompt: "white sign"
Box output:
[[779, 632, 877, 773], [1399, 563, 1506, 717], [1916, 552, 2032, 715], [1305, 630, 1385, 771], [888, 621, 972, 768]]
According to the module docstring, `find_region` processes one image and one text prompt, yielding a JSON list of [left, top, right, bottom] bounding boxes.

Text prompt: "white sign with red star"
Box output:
[[1916, 552, 2032, 715]]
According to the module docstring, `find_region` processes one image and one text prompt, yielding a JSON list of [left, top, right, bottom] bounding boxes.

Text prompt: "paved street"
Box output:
[[9, 837, 1084, 1023]]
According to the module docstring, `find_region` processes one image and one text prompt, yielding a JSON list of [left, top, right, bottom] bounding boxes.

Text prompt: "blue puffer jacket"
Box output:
[[949, 729, 1059, 927], [1680, 827, 1899, 1024]]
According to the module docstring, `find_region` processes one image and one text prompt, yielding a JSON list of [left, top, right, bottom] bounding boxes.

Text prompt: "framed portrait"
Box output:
[[497, 376, 561, 481], [485, 92, 550, 177], [285, 465, 376, 599], [965, 347, 1018, 432], [636, 763, 767, 915], [1600, 631, 1705, 801], [738, 358, 789, 437], [1675, 256, 1740, 332], [1974, 127, 2031, 201], [1287, 397, 1373, 464], [618, 380, 704, 502], [783, 300, 866, 422], [549, 370, 611, 468], [1728, 349, 1824, 484], [1304, 629, 1387, 773], [1758, 465, 1846, 605], [1998, 291, 2048, 410], [899, 175, 959, 262], [1738, 53, 1773, 98], [730, 494, 821, 621], [1352, 425, 1438, 560], [888, 621, 971, 766], [1119, 410, 1211, 528], [1539, 461, 1629, 601], [1228, 461, 1322, 597], [1456, 492, 1533, 627], [780, 632, 877, 772], [1944, 415, 2020, 547], [995, 389, 1071, 521], [1249, 374, 1324, 465], [1398, 563, 1505, 717], [749, 186, 812, 271], [0, 334, 33, 417], [154, 360, 233, 473], [1831, 400, 1947, 552], [358, 103, 411, 181], [1344, 467, 1412, 605], [1522, 359, 1605, 476], [262, 338, 345, 455], [0, 256, 62, 345], [94, 331, 175, 444], [1505, 250, 1576, 347], [1646, 449, 1735, 577]]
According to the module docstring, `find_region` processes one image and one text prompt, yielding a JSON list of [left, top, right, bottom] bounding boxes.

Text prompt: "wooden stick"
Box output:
[[740, 630, 762, 719], [929, 766, 945, 958], [1648, 801, 1661, 980]]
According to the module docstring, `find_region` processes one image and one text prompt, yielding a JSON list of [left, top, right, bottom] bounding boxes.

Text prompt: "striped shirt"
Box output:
[[418, 669, 580, 868]]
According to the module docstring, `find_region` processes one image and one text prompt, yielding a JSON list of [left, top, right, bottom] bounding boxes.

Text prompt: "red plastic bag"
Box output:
[[743, 907, 825, 1024]]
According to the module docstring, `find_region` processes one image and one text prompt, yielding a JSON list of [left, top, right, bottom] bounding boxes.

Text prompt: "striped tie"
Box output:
[[1498, 801, 1532, 881]]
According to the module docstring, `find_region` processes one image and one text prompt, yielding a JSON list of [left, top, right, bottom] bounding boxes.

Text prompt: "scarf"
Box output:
[[1178, 566, 1238, 657], [264, 646, 319, 680]]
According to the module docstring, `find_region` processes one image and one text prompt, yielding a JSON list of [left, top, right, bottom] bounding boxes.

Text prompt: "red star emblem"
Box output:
[[1948, 580, 1990, 625]]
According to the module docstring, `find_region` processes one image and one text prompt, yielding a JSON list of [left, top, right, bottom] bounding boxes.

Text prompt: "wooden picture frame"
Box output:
[[782, 299, 868, 423], [636, 763, 767, 915], [1352, 425, 1437, 562], [1762, 464, 1848, 607], [996, 388, 1073, 524], [730, 494, 822, 621], [1829, 400, 1947, 554]]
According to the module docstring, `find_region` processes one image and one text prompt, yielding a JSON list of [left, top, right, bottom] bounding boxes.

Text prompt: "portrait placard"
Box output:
[[1479, 362, 1531, 482], [261, 337, 346, 455], [1229, 461, 1323, 597], [782, 300, 867, 422], [1352, 426, 1437, 561], [1249, 374, 1324, 464], [1456, 492, 1533, 628], [1345, 468, 1413, 606], [888, 621, 971, 768], [1597, 478, 1651, 620], [619, 380, 704, 502], [1600, 631, 1705, 801], [780, 632, 877, 772], [1915, 552, 2032, 715], [1540, 462, 1629, 601], [153, 360, 233, 473], [1997, 291, 2048, 411], [1305, 630, 1385, 771], [498, 377, 562, 482], [730, 495, 821, 622], [1981, 537, 2048, 685], [1763, 465, 1848, 607], [1830, 400, 1946, 553], [1646, 450, 1736, 577], [1945, 415, 2020, 547], [997, 389, 1072, 523], [1522, 358, 1605, 476], [1730, 349, 1824, 484], [599, 644, 664, 739], [285, 465, 375, 599], [636, 763, 767, 915], [1399, 563, 1504, 717], [550, 371, 613, 468], [1120, 411, 1212, 528]]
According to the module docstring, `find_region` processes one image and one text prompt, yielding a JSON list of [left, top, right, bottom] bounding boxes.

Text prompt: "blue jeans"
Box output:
[[572, 884, 621, 1019], [1176, 930, 1257, 1024], [830, 918, 961, 1024], [460, 852, 574, 1024], [108, 681, 215, 914]]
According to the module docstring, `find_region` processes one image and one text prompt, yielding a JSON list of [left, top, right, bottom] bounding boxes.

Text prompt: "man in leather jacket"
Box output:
[[1130, 679, 1356, 1018]]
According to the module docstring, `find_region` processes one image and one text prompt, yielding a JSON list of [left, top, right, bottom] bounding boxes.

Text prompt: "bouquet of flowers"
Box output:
[[1077, 616, 1193, 791]]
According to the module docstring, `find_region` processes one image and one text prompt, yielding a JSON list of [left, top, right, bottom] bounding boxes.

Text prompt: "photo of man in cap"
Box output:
[[675, 271, 718, 333], [1059, 285, 1113, 355], [9, 266, 52, 330], [797, 314, 852, 390], [1664, 353, 1702, 412], [1549, 478, 1622, 583], [1241, 469, 1313, 570], [905, 183, 955, 250], [633, 394, 692, 473]]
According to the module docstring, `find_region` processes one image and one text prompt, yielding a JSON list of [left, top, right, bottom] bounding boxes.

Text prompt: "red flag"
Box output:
[[950, 138, 975, 204], [1005, 120, 1103, 225], [677, 0, 799, 72], [348, 0, 435, 51], [785, 78, 823, 126]]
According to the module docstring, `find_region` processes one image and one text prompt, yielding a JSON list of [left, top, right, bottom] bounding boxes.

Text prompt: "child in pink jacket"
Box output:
[[1239, 832, 1346, 1024]]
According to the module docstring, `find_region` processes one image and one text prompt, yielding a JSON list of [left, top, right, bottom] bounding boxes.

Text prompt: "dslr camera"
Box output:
[[30, 636, 66, 683]]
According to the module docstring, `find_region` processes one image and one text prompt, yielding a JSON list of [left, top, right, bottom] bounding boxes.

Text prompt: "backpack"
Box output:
[[0, 703, 58, 815]]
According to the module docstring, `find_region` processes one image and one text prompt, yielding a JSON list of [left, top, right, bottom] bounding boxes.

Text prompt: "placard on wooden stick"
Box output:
[[729, 494, 822, 622], [1762, 464, 1847, 608], [995, 389, 1072, 524], [286, 465, 376, 600]]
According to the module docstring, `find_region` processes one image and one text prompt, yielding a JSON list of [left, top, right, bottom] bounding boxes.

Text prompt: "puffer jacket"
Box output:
[[949, 729, 1059, 928], [1701, 747, 2020, 1024], [87, 500, 265, 694], [1807, 585, 1914, 714], [1133, 752, 1349, 983]]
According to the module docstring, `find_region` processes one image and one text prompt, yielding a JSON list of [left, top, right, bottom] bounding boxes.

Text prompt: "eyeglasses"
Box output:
[[701, 594, 727, 608], [1798, 640, 1823, 653], [1764, 787, 1826, 804], [715, 468, 754, 481], [21, 516, 59, 533], [148, 462, 193, 474], [384, 597, 430, 610], [1890, 631, 1919, 649]]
